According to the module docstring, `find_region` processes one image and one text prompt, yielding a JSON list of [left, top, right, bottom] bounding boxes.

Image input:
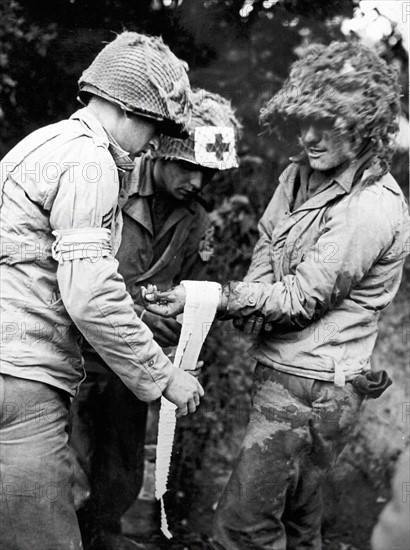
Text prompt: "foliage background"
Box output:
[[1, 1, 408, 548]]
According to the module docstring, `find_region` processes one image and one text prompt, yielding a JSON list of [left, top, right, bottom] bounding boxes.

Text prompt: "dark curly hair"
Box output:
[[260, 41, 401, 178]]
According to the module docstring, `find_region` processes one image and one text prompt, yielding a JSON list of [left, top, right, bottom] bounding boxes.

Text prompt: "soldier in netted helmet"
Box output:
[[70, 88, 241, 549], [144, 41, 409, 549], [0, 31, 205, 550], [78, 31, 192, 139]]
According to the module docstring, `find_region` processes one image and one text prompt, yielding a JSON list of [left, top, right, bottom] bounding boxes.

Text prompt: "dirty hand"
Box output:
[[141, 310, 181, 347], [233, 314, 273, 335], [142, 284, 186, 318], [233, 314, 264, 335], [163, 367, 205, 418]]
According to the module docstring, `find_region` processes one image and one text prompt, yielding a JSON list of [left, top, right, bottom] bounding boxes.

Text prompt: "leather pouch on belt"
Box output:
[[351, 370, 392, 399]]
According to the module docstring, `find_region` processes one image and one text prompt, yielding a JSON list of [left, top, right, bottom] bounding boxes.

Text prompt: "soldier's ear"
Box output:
[[152, 157, 162, 180], [149, 136, 160, 152]]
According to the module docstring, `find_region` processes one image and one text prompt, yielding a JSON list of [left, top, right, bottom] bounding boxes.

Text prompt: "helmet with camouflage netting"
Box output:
[[260, 41, 401, 178], [78, 31, 192, 138], [155, 88, 241, 170]]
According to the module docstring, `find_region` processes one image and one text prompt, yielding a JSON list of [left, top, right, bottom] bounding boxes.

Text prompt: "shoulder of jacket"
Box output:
[[377, 172, 405, 198], [190, 202, 211, 226], [348, 172, 406, 211], [62, 118, 110, 150], [329, 176, 406, 239]]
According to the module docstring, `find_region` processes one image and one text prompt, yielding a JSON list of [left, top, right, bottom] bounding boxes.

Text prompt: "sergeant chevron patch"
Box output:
[[102, 207, 114, 228]]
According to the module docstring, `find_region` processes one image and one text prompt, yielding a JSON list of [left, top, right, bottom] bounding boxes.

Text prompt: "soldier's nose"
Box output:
[[189, 172, 203, 192], [301, 124, 322, 146]]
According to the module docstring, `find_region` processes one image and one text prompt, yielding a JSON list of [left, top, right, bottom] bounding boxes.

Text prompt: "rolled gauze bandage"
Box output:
[[155, 280, 221, 539]]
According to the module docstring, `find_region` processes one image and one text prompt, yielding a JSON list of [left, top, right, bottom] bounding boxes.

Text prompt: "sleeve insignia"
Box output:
[[198, 227, 215, 262]]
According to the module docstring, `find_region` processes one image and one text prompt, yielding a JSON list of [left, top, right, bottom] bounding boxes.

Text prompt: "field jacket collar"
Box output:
[[70, 108, 135, 174], [284, 149, 376, 213]]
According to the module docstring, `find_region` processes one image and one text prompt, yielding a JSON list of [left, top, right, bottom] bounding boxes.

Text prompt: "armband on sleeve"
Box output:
[[52, 228, 112, 263]]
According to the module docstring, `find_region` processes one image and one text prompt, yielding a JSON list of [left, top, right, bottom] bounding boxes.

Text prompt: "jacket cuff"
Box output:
[[217, 281, 264, 319], [216, 284, 231, 319], [146, 350, 175, 395]]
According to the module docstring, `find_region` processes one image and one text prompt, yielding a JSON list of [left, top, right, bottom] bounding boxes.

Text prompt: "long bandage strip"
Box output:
[[155, 280, 221, 539]]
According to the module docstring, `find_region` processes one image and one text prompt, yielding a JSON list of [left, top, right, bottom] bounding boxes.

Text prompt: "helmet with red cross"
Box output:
[[154, 88, 241, 170]]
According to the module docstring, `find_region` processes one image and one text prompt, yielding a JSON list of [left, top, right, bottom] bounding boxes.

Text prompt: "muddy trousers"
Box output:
[[213, 364, 364, 550]]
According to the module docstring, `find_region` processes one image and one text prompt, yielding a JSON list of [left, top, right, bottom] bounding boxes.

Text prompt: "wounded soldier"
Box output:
[[144, 41, 410, 550]]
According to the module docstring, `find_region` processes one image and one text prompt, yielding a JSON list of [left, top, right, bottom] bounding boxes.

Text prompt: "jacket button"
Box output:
[[148, 359, 154, 367], [248, 296, 256, 305]]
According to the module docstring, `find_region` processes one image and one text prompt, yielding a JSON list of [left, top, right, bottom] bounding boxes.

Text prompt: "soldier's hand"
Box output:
[[142, 284, 186, 318], [141, 310, 181, 347], [185, 360, 204, 380], [163, 367, 204, 418], [233, 314, 265, 336]]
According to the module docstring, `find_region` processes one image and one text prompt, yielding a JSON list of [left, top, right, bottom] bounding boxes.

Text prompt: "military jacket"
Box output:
[[223, 156, 409, 385], [0, 109, 173, 399]]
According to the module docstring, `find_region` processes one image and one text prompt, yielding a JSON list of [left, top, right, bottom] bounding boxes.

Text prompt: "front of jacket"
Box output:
[[0, 109, 173, 400], [223, 157, 409, 385]]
